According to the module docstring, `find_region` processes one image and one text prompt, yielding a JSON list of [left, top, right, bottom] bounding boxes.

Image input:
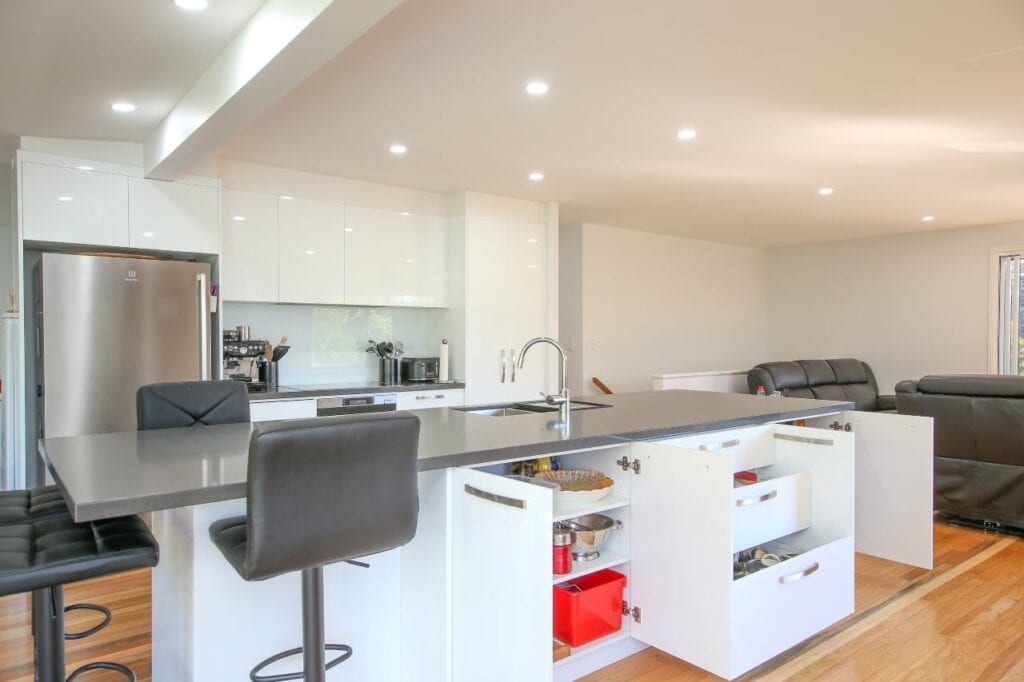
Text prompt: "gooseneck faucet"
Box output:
[[517, 337, 570, 420]]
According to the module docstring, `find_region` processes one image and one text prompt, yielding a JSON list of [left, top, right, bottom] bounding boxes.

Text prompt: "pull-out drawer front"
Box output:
[[729, 537, 853, 678], [249, 399, 317, 422], [731, 472, 811, 553], [656, 424, 775, 472], [396, 388, 465, 410]]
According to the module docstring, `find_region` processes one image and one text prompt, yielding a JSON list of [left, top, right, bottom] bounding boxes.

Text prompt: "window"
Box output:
[[997, 253, 1024, 375]]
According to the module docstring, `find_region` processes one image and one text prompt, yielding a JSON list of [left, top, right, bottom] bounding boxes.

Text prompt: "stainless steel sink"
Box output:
[[454, 400, 610, 416]]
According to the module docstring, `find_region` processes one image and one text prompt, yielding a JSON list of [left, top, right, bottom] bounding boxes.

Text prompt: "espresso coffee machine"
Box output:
[[223, 329, 271, 391]]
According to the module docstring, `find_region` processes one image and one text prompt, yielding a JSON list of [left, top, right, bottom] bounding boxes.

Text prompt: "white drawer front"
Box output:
[[657, 425, 775, 471], [729, 536, 853, 678], [732, 472, 811, 552], [397, 389, 465, 410], [249, 399, 317, 422]]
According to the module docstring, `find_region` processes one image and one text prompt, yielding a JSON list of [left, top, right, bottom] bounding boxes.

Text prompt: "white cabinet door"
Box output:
[[452, 469, 552, 682], [278, 197, 345, 305], [464, 216, 508, 404], [345, 206, 404, 306], [809, 411, 934, 569], [221, 189, 279, 302], [395, 388, 464, 410], [401, 214, 448, 307], [128, 177, 219, 253], [21, 162, 129, 246], [505, 221, 548, 402]]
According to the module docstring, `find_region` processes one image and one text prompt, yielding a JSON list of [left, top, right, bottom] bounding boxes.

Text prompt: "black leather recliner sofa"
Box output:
[[896, 374, 1024, 530], [747, 358, 896, 411]]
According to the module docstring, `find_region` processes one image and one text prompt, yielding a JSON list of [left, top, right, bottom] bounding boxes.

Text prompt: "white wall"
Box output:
[[560, 222, 768, 395], [766, 221, 1024, 393]]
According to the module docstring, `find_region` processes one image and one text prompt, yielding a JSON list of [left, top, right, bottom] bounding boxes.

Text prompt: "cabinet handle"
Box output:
[[774, 433, 834, 447], [510, 348, 517, 383], [736, 490, 778, 507], [779, 562, 820, 584], [699, 438, 740, 451], [464, 484, 526, 509], [415, 394, 446, 401], [500, 349, 506, 383]]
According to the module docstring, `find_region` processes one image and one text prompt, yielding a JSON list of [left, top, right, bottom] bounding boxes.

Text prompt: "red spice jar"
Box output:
[[553, 528, 573, 575]]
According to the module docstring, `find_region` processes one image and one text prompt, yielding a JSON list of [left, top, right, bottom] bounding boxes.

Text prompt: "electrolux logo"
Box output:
[[125, 269, 139, 283]]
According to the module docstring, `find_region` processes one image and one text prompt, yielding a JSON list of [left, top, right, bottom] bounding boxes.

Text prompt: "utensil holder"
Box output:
[[260, 361, 279, 388], [379, 358, 400, 385]]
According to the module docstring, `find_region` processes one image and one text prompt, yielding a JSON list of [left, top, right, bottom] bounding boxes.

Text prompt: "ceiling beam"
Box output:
[[144, 0, 403, 180]]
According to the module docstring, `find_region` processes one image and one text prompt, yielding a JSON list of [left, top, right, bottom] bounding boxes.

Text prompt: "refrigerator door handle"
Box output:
[[197, 273, 210, 381]]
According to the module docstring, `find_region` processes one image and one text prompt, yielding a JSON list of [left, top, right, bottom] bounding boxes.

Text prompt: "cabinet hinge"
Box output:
[[615, 456, 641, 474], [621, 600, 641, 623], [829, 421, 852, 432]]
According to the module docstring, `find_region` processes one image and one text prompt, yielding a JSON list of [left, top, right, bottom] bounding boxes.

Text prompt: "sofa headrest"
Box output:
[[754, 361, 808, 390], [799, 360, 836, 386], [828, 358, 870, 384], [914, 374, 1024, 398]]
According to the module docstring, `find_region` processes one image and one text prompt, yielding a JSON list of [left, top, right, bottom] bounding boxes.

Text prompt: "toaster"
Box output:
[[401, 357, 440, 382]]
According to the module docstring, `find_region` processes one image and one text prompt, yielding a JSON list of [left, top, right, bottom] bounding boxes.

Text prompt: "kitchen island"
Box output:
[[39, 390, 932, 681]]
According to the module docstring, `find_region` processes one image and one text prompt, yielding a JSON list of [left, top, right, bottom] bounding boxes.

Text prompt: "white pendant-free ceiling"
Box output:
[[217, 0, 1024, 246]]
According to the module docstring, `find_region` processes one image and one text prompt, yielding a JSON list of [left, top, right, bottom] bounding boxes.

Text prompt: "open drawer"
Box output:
[[732, 470, 810, 552]]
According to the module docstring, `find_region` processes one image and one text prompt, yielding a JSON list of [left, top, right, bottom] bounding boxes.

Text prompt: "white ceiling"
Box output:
[[0, 0, 264, 143], [217, 0, 1024, 246]]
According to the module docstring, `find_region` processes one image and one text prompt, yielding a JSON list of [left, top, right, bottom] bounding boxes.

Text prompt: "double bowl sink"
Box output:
[[455, 400, 610, 417]]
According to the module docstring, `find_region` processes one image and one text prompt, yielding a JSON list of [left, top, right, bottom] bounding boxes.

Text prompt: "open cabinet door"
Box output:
[[813, 411, 934, 569], [452, 468, 553, 682]]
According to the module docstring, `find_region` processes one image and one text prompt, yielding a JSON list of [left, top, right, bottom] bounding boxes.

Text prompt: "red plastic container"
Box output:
[[553, 569, 627, 646]]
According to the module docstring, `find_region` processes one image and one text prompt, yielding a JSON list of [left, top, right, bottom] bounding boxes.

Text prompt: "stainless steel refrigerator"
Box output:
[[36, 253, 212, 439]]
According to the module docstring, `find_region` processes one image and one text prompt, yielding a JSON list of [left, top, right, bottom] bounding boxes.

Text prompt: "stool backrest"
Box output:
[[137, 381, 250, 430], [244, 413, 420, 580]]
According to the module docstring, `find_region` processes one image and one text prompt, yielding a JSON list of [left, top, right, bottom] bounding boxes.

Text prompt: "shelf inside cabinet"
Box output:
[[552, 549, 629, 584], [552, 630, 631, 668], [553, 494, 629, 522]]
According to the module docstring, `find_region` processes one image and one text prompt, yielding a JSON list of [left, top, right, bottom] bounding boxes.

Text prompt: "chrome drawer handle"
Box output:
[[699, 438, 740, 451], [415, 394, 446, 400], [501, 350, 506, 383], [779, 562, 819, 584], [464, 484, 526, 509], [775, 433, 834, 447], [736, 490, 777, 507]]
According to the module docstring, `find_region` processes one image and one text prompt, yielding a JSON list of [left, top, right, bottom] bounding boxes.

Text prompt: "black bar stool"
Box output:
[[209, 413, 420, 682], [0, 486, 115, 640], [137, 380, 250, 430], [0, 510, 159, 681]]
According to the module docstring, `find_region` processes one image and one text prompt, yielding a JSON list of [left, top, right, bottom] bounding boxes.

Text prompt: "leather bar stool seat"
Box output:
[[137, 380, 250, 430], [209, 413, 420, 682], [0, 511, 159, 681], [0, 486, 115, 640]]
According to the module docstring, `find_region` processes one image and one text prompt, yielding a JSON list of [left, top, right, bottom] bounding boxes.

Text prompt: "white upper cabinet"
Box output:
[[278, 197, 346, 305], [221, 189, 279, 303], [401, 214, 449, 307], [128, 177, 219, 253], [344, 206, 404, 306], [21, 162, 129, 247], [504, 221, 548, 402]]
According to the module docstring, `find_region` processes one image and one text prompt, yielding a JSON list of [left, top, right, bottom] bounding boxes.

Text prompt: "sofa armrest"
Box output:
[[877, 394, 897, 411]]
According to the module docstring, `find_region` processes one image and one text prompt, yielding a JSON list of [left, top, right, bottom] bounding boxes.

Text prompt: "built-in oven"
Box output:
[[315, 394, 398, 416]]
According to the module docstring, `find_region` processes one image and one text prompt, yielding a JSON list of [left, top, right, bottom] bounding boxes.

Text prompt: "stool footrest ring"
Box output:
[[67, 660, 136, 681], [64, 603, 112, 640], [250, 644, 353, 682]]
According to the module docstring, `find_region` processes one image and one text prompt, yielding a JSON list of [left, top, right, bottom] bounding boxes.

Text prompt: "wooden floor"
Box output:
[[0, 521, 1021, 681]]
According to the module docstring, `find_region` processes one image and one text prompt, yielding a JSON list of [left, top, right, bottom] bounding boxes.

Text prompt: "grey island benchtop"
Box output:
[[39, 390, 851, 522]]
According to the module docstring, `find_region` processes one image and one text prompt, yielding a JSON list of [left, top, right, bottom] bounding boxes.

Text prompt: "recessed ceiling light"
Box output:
[[76, 165, 93, 171], [528, 171, 544, 182], [527, 238, 539, 243], [305, 250, 316, 255], [142, 231, 155, 238], [345, 227, 355, 232], [174, 0, 208, 9], [676, 128, 698, 141], [57, 196, 73, 202], [111, 101, 136, 113], [401, 211, 411, 217], [404, 258, 415, 264], [525, 81, 549, 96], [921, 215, 936, 222], [232, 215, 245, 222], [817, 187, 834, 196], [280, 195, 293, 201], [389, 143, 407, 155]]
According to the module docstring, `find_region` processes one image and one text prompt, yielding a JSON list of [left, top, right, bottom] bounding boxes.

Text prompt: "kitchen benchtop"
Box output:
[[39, 390, 852, 522], [249, 380, 466, 400]]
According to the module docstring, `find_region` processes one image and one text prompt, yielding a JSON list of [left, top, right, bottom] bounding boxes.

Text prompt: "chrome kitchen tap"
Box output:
[[517, 337, 570, 420]]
